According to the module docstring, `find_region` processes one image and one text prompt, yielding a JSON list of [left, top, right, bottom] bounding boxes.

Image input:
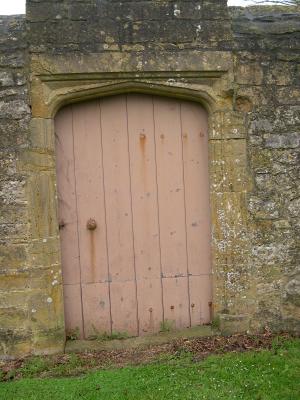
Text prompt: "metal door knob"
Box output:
[[87, 218, 97, 230]]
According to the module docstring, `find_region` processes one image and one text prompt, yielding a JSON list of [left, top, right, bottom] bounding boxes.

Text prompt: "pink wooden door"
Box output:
[[55, 94, 211, 339]]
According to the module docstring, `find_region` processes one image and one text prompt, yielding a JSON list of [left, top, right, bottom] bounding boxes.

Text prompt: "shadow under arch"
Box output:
[[49, 81, 216, 119]]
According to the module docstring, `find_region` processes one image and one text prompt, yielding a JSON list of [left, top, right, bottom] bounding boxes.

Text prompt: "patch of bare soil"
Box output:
[[0, 330, 296, 381]]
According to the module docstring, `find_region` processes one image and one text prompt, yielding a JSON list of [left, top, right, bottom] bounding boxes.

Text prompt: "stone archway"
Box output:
[[27, 63, 251, 351]]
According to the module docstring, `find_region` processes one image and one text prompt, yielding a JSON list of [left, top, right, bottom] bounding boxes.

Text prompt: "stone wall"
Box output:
[[27, 0, 232, 53], [0, 16, 32, 357], [231, 6, 300, 332], [0, 1, 299, 357], [0, 15, 64, 358]]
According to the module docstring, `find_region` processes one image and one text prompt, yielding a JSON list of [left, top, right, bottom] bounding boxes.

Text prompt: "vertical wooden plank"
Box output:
[[189, 275, 212, 325], [55, 106, 84, 337], [110, 281, 138, 336], [137, 279, 164, 334], [181, 101, 211, 276], [162, 277, 190, 330], [153, 97, 188, 278], [127, 94, 161, 281], [55, 106, 80, 285], [72, 101, 109, 284], [63, 284, 83, 337], [81, 282, 111, 337], [181, 101, 211, 326], [100, 95, 138, 336], [127, 94, 163, 334], [153, 96, 190, 327]]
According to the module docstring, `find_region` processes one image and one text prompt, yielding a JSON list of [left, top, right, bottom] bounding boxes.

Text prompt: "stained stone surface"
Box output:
[[0, 2, 299, 357]]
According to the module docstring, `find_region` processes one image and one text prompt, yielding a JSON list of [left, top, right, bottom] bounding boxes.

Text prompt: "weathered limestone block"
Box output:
[[285, 277, 300, 306], [0, 100, 30, 119], [235, 60, 264, 86], [29, 118, 55, 151], [210, 139, 249, 193], [27, 173, 58, 240], [0, 244, 27, 270], [211, 192, 250, 265], [264, 61, 297, 86], [0, 71, 14, 87], [248, 197, 280, 220], [288, 198, 300, 218], [27, 0, 231, 53], [0, 119, 30, 148], [0, 307, 28, 330], [219, 314, 250, 335], [27, 238, 60, 270], [27, 286, 64, 331], [277, 88, 300, 105], [30, 50, 233, 75], [211, 111, 246, 139]]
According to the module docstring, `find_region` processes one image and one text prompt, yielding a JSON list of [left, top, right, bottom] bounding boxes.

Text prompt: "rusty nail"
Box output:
[[191, 303, 195, 308], [59, 220, 65, 230], [149, 307, 153, 312], [170, 305, 174, 310], [140, 133, 146, 139]]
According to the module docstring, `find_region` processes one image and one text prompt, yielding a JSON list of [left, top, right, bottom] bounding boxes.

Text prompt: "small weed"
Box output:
[[18, 354, 86, 379], [210, 316, 220, 330], [19, 357, 51, 378], [155, 350, 193, 365], [66, 327, 80, 341], [271, 335, 288, 353], [88, 325, 129, 341], [51, 354, 85, 377], [159, 319, 174, 332], [108, 331, 130, 340], [3, 369, 16, 381]]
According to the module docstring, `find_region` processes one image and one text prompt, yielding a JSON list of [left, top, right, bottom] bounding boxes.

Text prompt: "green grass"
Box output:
[[87, 329, 130, 341], [1, 339, 299, 400], [16, 353, 90, 379]]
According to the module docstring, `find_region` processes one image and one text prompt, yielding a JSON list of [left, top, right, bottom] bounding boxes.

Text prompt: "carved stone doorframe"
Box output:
[[26, 61, 251, 351]]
